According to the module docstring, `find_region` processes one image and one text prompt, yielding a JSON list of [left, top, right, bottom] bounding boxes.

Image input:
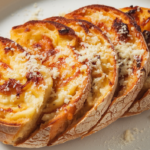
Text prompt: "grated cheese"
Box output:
[[33, 3, 38, 8], [64, 98, 70, 104], [29, 8, 42, 20], [87, 10, 144, 87], [137, 7, 141, 12], [115, 42, 144, 79], [90, 11, 112, 24], [50, 67, 60, 79], [80, 65, 87, 72], [124, 130, 135, 143], [69, 22, 116, 106], [65, 57, 75, 66]]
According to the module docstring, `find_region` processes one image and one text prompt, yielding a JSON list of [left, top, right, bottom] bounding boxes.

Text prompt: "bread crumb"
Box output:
[[140, 130, 143, 133], [124, 130, 135, 143], [59, 12, 66, 16], [59, 9, 72, 17], [29, 8, 41, 20], [33, 3, 38, 8], [131, 27, 134, 31], [133, 127, 139, 134], [64, 98, 70, 104], [137, 7, 141, 12]]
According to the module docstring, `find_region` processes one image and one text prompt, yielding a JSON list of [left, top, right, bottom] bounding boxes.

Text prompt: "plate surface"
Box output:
[[0, 0, 150, 150]]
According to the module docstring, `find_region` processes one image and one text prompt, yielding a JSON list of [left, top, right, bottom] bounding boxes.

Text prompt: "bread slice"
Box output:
[[66, 5, 150, 137], [43, 17, 118, 146], [121, 6, 150, 117], [0, 37, 53, 145], [10, 20, 91, 148]]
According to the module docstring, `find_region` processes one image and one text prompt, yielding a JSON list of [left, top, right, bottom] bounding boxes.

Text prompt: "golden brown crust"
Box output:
[[65, 4, 150, 138], [13, 20, 77, 38]]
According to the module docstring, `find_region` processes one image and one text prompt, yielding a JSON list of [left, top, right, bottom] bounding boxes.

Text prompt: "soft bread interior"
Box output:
[[0, 37, 53, 144]]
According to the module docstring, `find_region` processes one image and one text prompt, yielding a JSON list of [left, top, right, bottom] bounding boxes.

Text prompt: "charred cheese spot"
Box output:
[[0, 62, 11, 70], [47, 49, 57, 56], [24, 28, 30, 32], [112, 18, 129, 41], [0, 108, 13, 113], [135, 56, 141, 68], [0, 79, 22, 96], [143, 30, 150, 48], [141, 17, 150, 27], [58, 28, 70, 35], [126, 9, 137, 16], [31, 36, 54, 54], [33, 43, 42, 49], [4, 47, 12, 53]]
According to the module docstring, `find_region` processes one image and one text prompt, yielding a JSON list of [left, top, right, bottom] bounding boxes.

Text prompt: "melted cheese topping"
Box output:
[[10, 21, 89, 122], [0, 40, 53, 122], [74, 28, 115, 106], [51, 20, 116, 108], [115, 42, 144, 77], [86, 10, 146, 95]]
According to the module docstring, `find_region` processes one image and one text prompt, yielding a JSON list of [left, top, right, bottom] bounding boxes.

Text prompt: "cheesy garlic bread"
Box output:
[[121, 6, 150, 117], [10, 20, 91, 147], [0, 37, 53, 145], [44, 17, 118, 145], [65, 5, 150, 137]]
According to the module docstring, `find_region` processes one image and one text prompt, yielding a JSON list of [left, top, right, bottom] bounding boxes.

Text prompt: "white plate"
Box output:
[[0, 0, 150, 150]]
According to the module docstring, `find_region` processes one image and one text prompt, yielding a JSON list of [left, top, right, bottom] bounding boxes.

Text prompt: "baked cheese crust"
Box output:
[[44, 17, 118, 146], [10, 20, 91, 147]]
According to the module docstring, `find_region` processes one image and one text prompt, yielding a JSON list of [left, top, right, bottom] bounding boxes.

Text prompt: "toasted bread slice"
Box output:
[[66, 5, 150, 137], [43, 17, 118, 145], [121, 6, 150, 117], [10, 20, 91, 148], [0, 37, 53, 145]]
